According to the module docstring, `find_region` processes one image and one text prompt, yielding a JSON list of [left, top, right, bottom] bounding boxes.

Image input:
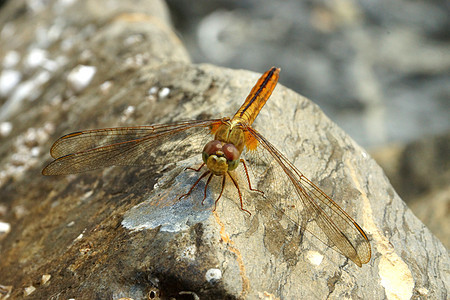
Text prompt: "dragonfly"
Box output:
[[42, 67, 371, 267]]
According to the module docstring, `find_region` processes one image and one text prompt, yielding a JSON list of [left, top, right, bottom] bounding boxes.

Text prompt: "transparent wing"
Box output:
[[42, 119, 223, 175], [241, 124, 371, 267]]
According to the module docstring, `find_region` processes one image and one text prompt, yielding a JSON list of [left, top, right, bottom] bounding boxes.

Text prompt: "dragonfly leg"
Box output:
[[185, 163, 205, 172], [228, 172, 251, 216], [240, 159, 264, 196], [179, 170, 210, 200], [202, 173, 214, 205], [212, 175, 226, 211]]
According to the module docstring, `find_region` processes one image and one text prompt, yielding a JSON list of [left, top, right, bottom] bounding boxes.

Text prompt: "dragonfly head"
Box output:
[[213, 123, 245, 154], [202, 140, 240, 175]]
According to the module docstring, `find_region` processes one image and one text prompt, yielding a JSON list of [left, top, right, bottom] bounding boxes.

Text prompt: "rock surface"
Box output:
[[371, 133, 450, 249], [0, 0, 448, 299]]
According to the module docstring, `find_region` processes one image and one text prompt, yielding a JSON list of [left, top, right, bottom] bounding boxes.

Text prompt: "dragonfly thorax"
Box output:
[[202, 140, 240, 175], [213, 122, 246, 154]]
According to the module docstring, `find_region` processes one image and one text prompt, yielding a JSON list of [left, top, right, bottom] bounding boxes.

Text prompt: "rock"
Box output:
[[371, 133, 450, 249], [0, 0, 448, 299]]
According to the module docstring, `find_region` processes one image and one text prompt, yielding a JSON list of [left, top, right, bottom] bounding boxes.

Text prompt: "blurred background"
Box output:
[[165, 0, 449, 247]]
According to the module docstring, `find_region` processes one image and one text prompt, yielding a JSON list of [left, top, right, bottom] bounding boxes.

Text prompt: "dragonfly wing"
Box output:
[[241, 124, 371, 267], [43, 119, 222, 175], [49, 120, 214, 158]]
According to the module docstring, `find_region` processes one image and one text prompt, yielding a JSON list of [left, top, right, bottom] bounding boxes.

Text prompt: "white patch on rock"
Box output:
[[0, 70, 21, 97], [205, 268, 222, 283], [0, 122, 13, 137], [306, 250, 324, 266], [67, 65, 96, 93]]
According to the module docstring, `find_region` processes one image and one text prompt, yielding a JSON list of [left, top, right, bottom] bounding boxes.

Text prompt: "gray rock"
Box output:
[[372, 133, 450, 249], [0, 0, 448, 299]]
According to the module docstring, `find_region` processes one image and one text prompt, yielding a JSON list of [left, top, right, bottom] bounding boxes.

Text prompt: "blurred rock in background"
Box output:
[[166, 0, 450, 248], [372, 133, 450, 248]]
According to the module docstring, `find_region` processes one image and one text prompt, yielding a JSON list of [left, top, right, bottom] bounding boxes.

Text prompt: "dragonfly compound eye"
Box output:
[[203, 140, 222, 155], [202, 152, 209, 164], [222, 143, 240, 161], [227, 159, 239, 171]]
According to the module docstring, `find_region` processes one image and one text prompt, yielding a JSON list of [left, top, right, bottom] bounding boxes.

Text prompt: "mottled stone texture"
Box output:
[[0, 0, 448, 299]]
